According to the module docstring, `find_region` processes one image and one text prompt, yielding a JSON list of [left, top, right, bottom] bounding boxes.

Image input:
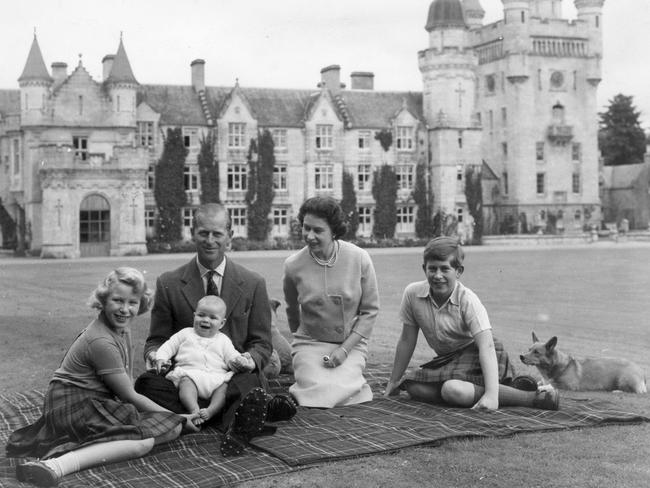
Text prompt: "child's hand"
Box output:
[[383, 380, 401, 397], [228, 353, 255, 373], [472, 393, 498, 411]]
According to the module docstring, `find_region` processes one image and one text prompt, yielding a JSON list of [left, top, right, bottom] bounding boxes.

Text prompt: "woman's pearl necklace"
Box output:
[[310, 241, 339, 267]]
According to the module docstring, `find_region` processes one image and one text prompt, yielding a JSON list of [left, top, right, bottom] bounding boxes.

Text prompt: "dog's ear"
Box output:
[[269, 298, 281, 313], [545, 336, 557, 351], [532, 331, 540, 343]]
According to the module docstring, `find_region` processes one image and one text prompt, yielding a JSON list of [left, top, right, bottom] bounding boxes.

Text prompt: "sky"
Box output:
[[3, 0, 650, 125]]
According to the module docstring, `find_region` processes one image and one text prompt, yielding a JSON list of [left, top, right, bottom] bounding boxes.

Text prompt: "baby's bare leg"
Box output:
[[178, 376, 201, 416], [199, 383, 228, 422]]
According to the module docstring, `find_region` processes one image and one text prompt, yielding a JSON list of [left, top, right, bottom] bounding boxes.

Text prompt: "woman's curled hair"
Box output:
[[297, 196, 348, 239]]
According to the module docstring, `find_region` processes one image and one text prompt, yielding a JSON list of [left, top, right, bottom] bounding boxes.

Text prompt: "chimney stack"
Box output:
[[191, 59, 205, 92], [350, 71, 374, 90], [102, 54, 115, 81], [319, 65, 344, 95], [51, 62, 68, 89]]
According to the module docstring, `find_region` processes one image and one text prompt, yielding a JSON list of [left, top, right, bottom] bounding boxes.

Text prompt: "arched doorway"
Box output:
[[79, 194, 110, 257]]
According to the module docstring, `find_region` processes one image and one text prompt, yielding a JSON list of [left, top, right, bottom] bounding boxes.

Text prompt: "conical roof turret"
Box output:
[[105, 37, 138, 85], [18, 34, 53, 84]]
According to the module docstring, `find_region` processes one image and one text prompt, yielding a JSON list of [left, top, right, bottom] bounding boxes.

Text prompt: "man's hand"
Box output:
[[145, 351, 158, 371], [228, 352, 255, 373], [155, 359, 172, 375]]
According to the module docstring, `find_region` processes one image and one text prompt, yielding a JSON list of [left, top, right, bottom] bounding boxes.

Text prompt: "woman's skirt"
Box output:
[[289, 335, 373, 408], [401, 338, 515, 387], [6, 381, 184, 459]]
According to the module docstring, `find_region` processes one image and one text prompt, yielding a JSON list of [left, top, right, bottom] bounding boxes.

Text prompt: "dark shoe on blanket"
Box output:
[[16, 461, 60, 487], [533, 388, 560, 411], [511, 375, 538, 392], [220, 387, 268, 457], [266, 394, 297, 423]]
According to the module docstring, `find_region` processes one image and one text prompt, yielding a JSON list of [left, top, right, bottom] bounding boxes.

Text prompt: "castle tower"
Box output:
[[575, 0, 605, 58], [463, 0, 485, 30], [419, 0, 481, 223], [18, 34, 53, 126], [104, 37, 138, 127]]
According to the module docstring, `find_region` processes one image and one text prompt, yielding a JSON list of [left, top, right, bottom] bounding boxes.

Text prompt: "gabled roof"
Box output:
[[105, 39, 138, 85], [481, 159, 499, 180], [138, 83, 424, 129], [206, 86, 315, 128], [337, 90, 424, 128], [18, 35, 53, 84], [0, 90, 20, 116]]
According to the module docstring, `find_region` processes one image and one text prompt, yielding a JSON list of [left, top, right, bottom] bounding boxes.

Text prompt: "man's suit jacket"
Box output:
[[144, 257, 272, 371]]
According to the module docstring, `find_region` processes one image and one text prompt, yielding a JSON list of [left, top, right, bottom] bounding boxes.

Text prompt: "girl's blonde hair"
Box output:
[[88, 267, 154, 315]]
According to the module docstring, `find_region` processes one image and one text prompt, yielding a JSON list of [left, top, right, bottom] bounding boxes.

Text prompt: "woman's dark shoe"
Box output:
[[266, 394, 297, 422], [220, 387, 268, 457], [16, 461, 60, 487], [511, 375, 539, 392]]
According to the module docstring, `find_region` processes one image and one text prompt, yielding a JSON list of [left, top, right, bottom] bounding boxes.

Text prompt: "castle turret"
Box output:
[[463, 0, 485, 30], [18, 34, 52, 125], [534, 0, 563, 19], [419, 0, 476, 127], [575, 0, 605, 58], [501, 0, 531, 25], [104, 36, 138, 127]]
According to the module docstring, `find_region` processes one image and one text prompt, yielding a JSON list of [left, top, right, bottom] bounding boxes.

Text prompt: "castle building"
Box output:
[[0, 0, 604, 257]]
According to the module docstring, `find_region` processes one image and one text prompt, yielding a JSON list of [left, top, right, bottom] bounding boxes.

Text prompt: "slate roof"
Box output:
[[0, 90, 20, 116], [18, 35, 53, 84], [105, 39, 138, 85], [137, 85, 206, 126], [336, 90, 424, 128]]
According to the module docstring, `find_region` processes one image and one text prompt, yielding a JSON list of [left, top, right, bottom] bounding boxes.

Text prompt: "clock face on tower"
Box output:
[[550, 71, 564, 88]]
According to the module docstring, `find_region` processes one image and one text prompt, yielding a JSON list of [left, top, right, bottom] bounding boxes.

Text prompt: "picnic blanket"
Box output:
[[1, 365, 648, 487]]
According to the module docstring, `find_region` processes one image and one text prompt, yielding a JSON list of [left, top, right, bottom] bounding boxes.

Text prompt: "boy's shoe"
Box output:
[[220, 387, 267, 457], [533, 388, 560, 410], [16, 461, 60, 487], [266, 394, 297, 423], [511, 375, 539, 392]]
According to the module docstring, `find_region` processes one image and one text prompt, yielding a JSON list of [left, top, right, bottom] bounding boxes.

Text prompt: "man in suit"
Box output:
[[135, 203, 295, 456]]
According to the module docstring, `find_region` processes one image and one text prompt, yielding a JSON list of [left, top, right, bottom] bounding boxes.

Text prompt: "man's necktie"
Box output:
[[206, 270, 219, 296]]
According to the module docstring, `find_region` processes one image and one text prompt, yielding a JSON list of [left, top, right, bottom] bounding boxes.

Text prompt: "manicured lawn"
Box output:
[[1, 242, 649, 487]]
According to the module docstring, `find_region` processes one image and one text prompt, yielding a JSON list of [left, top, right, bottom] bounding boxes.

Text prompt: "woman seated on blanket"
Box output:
[[282, 196, 379, 407], [6, 267, 199, 487]]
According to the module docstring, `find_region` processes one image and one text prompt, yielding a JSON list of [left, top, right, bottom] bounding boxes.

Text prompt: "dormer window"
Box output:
[[396, 126, 413, 150], [315, 124, 333, 150]]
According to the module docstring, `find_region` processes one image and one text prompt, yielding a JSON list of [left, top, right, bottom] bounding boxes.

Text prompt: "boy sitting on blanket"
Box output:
[[384, 237, 559, 411]]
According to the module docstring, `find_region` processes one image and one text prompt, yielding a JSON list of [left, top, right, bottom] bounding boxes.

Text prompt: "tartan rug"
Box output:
[[1, 365, 648, 487]]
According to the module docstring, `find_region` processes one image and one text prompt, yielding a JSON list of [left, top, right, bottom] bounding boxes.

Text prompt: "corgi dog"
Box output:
[[520, 332, 647, 393]]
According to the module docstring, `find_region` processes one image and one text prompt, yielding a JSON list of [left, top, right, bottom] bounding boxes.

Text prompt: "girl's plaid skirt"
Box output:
[[401, 338, 515, 387], [6, 380, 184, 459]]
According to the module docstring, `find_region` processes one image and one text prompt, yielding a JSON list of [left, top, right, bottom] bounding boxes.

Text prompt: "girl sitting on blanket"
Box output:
[[6, 267, 199, 487], [384, 237, 560, 411]]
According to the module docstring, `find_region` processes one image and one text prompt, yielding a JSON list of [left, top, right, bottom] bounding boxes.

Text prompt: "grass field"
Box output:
[[1, 243, 649, 487]]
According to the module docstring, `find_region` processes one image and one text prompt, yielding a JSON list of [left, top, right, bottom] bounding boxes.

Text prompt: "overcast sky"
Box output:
[[4, 0, 650, 125]]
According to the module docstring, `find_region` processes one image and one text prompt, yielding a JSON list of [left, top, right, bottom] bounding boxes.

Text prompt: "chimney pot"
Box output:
[[351, 71, 374, 90], [51, 62, 68, 88], [102, 54, 115, 81], [191, 59, 206, 92]]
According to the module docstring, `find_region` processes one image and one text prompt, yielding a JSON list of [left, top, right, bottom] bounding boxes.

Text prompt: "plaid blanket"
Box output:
[[1, 365, 648, 488]]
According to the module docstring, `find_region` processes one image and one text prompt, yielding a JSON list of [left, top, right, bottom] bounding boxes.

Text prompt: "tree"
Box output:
[[154, 127, 188, 242], [371, 164, 397, 239], [413, 162, 434, 238], [599, 94, 646, 166], [198, 130, 219, 204], [246, 130, 275, 241], [464, 165, 484, 244], [341, 171, 359, 240]]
